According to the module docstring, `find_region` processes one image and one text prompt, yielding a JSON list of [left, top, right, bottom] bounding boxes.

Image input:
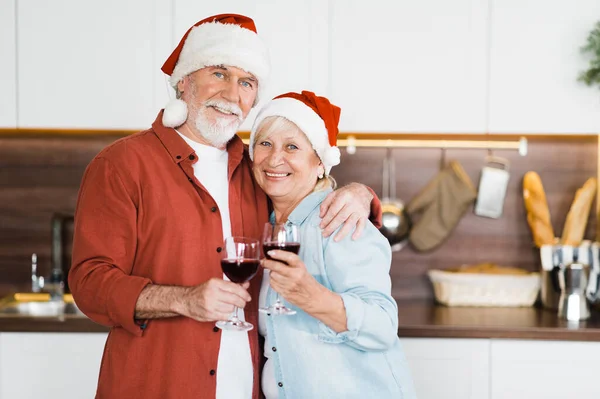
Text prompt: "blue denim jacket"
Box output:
[[260, 188, 417, 399]]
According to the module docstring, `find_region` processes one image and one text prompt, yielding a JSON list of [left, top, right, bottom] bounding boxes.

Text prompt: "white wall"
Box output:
[[3, 0, 599, 133], [0, 0, 17, 128], [488, 0, 600, 133]]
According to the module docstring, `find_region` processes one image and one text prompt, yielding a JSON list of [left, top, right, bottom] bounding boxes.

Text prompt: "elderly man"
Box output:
[[69, 14, 378, 399]]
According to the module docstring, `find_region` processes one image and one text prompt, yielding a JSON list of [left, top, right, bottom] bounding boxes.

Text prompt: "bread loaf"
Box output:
[[522, 172, 555, 247], [453, 263, 530, 275], [561, 177, 597, 246]]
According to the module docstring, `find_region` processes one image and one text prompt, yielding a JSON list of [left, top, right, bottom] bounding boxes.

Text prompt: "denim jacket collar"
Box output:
[[275, 188, 333, 226]]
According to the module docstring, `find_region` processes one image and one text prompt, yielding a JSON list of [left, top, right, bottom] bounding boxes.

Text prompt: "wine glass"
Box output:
[[215, 236, 261, 332], [260, 223, 300, 316]]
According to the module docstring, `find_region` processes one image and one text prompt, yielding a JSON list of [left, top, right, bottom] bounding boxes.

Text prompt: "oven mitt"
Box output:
[[406, 161, 477, 252]]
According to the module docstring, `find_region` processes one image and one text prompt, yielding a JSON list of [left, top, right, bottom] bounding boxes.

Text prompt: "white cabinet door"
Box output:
[[489, 0, 600, 134], [401, 338, 490, 399], [329, 0, 489, 133], [172, 0, 330, 131], [0, 332, 107, 399], [17, 0, 164, 129], [0, 0, 17, 128], [490, 339, 600, 398]]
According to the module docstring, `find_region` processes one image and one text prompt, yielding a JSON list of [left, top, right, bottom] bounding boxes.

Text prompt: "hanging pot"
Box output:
[[379, 148, 412, 251]]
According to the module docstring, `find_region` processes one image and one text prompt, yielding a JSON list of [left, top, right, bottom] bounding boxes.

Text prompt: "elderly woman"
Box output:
[[249, 91, 417, 399]]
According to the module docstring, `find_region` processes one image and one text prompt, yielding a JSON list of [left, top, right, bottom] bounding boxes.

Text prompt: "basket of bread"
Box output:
[[428, 263, 540, 307]]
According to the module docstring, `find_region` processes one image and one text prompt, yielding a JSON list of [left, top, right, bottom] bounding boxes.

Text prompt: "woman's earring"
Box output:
[[318, 172, 324, 179]]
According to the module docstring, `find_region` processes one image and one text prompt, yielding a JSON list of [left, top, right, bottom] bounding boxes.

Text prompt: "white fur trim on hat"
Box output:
[[169, 21, 270, 100], [162, 99, 188, 128], [249, 97, 341, 175]]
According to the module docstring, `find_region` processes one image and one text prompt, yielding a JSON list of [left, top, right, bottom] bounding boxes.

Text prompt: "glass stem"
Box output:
[[231, 306, 240, 321], [275, 292, 282, 305]]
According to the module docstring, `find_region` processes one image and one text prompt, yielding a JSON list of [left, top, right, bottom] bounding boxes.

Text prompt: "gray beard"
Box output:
[[194, 109, 242, 148]]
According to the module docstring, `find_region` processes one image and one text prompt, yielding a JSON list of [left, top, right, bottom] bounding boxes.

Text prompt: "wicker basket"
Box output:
[[428, 269, 541, 307]]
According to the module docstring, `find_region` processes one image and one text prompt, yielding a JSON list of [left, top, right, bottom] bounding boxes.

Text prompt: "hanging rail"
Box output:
[[0, 128, 528, 156], [338, 136, 528, 156], [239, 133, 527, 156]]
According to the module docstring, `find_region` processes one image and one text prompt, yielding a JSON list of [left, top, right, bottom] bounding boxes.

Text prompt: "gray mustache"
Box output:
[[204, 100, 243, 120]]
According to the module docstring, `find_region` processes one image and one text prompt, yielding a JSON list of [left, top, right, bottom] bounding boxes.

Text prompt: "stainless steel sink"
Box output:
[[0, 293, 87, 318]]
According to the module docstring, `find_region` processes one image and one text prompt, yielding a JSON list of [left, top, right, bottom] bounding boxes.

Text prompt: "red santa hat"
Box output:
[[249, 91, 342, 175], [161, 13, 270, 128]]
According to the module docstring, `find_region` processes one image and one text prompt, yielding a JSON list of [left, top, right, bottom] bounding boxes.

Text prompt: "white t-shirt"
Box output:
[[177, 132, 253, 399], [258, 270, 278, 399]]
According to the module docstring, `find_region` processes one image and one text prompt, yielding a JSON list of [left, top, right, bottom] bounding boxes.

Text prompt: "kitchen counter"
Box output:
[[3, 301, 600, 340], [397, 300, 600, 341], [0, 315, 108, 332]]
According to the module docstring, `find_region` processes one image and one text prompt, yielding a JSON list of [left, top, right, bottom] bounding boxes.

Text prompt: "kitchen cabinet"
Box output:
[[490, 340, 600, 398], [402, 337, 600, 399], [402, 338, 490, 399], [172, 0, 330, 131], [488, 0, 600, 134], [0, 0, 17, 128], [328, 0, 489, 133], [0, 332, 107, 399], [16, 0, 166, 129]]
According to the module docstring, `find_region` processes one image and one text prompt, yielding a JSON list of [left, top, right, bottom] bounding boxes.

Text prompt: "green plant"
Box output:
[[578, 21, 600, 89]]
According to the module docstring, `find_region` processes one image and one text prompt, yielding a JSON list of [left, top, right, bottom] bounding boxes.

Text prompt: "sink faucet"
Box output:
[[31, 253, 44, 293], [30, 213, 73, 297], [31, 250, 63, 302], [49, 213, 73, 300]]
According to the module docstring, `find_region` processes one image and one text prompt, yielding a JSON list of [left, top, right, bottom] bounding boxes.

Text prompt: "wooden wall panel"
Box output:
[[0, 134, 596, 300], [333, 140, 597, 300], [0, 136, 116, 294]]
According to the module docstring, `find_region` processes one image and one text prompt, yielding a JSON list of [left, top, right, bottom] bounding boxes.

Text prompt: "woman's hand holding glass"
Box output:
[[260, 223, 300, 315], [261, 248, 321, 312]]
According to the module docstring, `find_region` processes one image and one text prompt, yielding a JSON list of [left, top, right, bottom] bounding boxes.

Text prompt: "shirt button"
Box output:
[[189, 154, 195, 160], [213, 327, 219, 332], [278, 382, 283, 388], [216, 247, 222, 253], [211, 207, 217, 212], [272, 347, 277, 352], [176, 155, 182, 160], [210, 369, 216, 376]]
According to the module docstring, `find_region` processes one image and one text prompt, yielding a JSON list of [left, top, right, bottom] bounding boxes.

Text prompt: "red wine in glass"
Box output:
[[221, 258, 260, 283], [262, 242, 301, 260], [215, 237, 260, 332], [260, 223, 300, 316]]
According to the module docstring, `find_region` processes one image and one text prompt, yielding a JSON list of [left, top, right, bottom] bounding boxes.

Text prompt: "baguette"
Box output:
[[560, 177, 597, 246], [522, 172, 555, 247]]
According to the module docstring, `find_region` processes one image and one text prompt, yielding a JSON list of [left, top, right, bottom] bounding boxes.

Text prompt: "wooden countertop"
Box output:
[[3, 301, 600, 340], [0, 315, 108, 333], [396, 300, 600, 341]]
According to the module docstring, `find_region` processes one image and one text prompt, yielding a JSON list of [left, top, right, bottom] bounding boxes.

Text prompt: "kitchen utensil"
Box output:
[[379, 148, 411, 251], [540, 242, 597, 310], [585, 243, 600, 306], [540, 244, 562, 310], [474, 155, 510, 219], [558, 249, 591, 321]]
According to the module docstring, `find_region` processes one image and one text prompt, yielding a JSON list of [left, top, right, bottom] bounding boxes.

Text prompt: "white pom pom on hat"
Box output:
[[162, 99, 188, 128], [249, 91, 342, 175]]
